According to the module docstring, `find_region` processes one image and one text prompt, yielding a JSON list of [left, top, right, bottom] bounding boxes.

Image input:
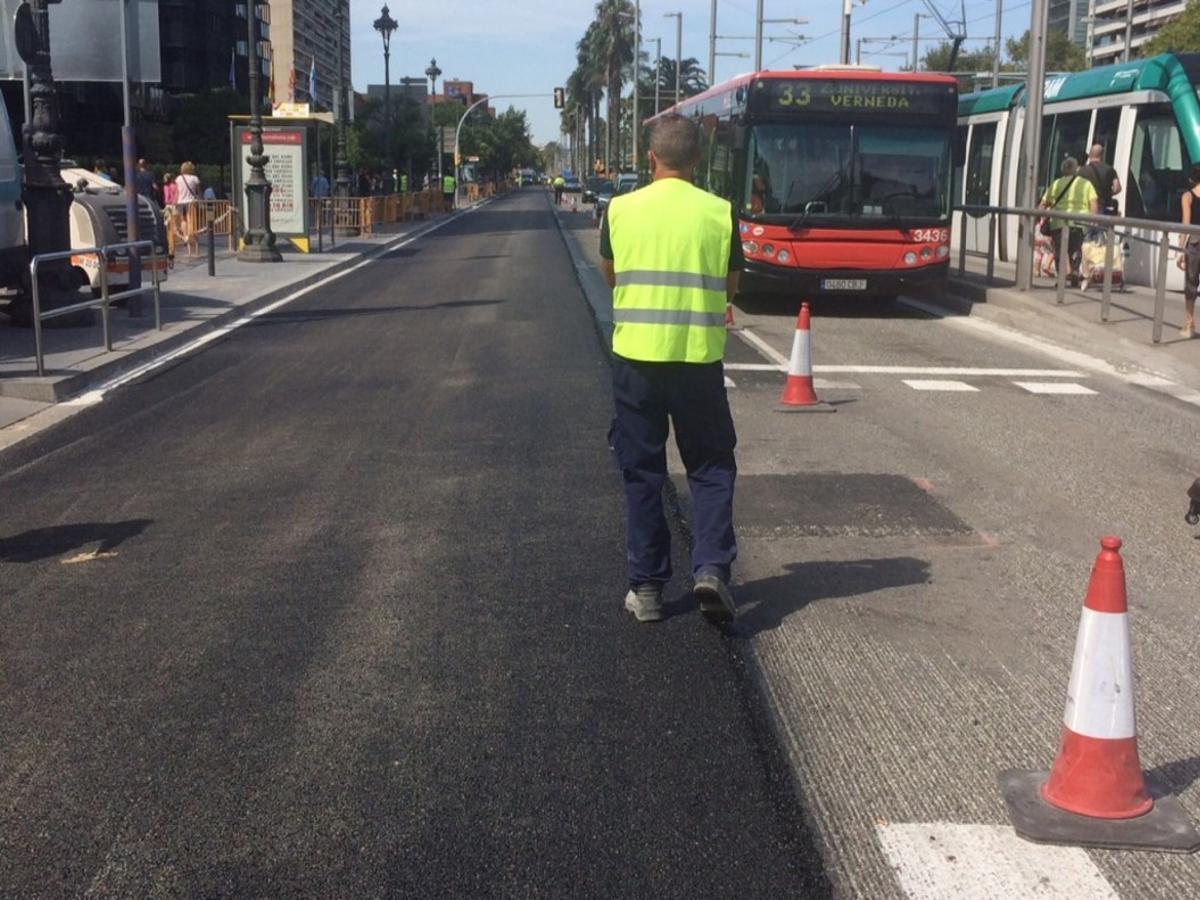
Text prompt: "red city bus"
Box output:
[[646, 67, 959, 299]]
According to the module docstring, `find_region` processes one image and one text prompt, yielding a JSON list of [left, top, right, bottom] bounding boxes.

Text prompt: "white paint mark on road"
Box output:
[[62, 550, 119, 564], [1014, 381, 1098, 395], [724, 375, 736, 388], [877, 823, 1118, 900], [900, 295, 1200, 410], [822, 365, 1083, 377], [815, 378, 861, 390], [724, 362, 784, 372], [903, 379, 980, 392], [735, 328, 791, 367]]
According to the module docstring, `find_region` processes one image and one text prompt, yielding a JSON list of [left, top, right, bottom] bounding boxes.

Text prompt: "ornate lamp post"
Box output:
[[19, 0, 87, 325], [373, 5, 398, 185], [425, 57, 442, 181], [240, 0, 282, 262], [333, 0, 351, 200]]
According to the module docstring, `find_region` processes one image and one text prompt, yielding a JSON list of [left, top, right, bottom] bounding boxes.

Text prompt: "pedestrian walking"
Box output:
[[135, 158, 158, 205], [599, 113, 743, 624], [174, 162, 201, 209], [162, 171, 177, 207], [553, 174, 565, 205], [1176, 164, 1200, 339], [311, 172, 331, 198], [442, 172, 456, 212], [1039, 157, 1098, 287], [1080, 143, 1122, 215]]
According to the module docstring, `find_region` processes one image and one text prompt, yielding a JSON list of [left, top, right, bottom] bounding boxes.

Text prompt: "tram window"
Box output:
[[1048, 111, 1092, 173], [965, 122, 997, 208], [1127, 105, 1190, 222], [953, 125, 967, 205], [1037, 115, 1054, 194], [1093, 107, 1121, 161]]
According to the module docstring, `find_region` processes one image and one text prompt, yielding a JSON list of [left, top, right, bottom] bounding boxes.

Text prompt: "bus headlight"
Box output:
[[762, 243, 775, 257], [777, 250, 790, 263], [904, 251, 918, 265], [936, 245, 950, 258], [920, 246, 933, 261], [743, 241, 759, 255]]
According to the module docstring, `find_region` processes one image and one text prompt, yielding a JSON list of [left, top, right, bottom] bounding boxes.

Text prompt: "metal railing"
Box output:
[[30, 240, 163, 377], [954, 204, 1200, 344]]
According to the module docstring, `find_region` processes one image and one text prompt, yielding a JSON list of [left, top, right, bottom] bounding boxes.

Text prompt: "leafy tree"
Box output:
[[921, 42, 997, 74], [1007, 29, 1087, 72], [460, 107, 538, 179], [1141, 1, 1200, 56]]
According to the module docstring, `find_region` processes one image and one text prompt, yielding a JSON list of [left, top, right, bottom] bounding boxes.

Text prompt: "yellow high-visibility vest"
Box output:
[[607, 178, 732, 363], [443, 175, 456, 193]]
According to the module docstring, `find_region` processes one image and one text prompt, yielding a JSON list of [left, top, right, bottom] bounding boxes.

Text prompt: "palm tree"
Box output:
[[591, 0, 636, 176], [652, 57, 709, 106]]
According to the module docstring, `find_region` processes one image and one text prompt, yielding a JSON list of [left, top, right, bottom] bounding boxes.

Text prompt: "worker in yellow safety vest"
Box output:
[[598, 113, 744, 624], [400, 173, 409, 193], [442, 172, 456, 212], [553, 174, 566, 206]]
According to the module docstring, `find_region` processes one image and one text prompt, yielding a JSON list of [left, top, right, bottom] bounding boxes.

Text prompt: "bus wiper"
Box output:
[[788, 168, 846, 231]]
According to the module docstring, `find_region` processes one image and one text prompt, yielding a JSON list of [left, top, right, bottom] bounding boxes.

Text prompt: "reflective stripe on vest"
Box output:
[[607, 179, 732, 363]]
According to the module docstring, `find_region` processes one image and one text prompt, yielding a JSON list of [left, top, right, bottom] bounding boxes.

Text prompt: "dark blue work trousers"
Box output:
[[610, 355, 738, 587]]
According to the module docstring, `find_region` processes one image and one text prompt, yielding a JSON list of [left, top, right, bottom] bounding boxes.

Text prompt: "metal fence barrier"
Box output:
[[31, 239, 163, 377], [953, 204, 1200, 344]]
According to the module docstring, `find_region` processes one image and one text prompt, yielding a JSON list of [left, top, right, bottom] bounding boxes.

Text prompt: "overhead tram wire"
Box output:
[[763, 0, 918, 68]]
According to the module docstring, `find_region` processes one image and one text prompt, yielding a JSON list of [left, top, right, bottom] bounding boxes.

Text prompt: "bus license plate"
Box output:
[[822, 278, 868, 291]]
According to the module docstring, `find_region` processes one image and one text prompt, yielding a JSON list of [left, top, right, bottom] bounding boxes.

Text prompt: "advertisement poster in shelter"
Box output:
[[231, 125, 310, 252]]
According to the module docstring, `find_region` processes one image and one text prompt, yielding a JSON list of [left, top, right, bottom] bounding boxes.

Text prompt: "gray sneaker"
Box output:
[[694, 570, 736, 621], [624, 583, 665, 623]]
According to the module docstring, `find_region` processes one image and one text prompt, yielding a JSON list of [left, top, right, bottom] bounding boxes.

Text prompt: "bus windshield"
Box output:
[[744, 123, 951, 224]]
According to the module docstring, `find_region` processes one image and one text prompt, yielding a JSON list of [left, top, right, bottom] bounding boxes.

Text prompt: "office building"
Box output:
[[1089, 0, 1188, 66], [1049, 0, 1089, 47], [159, 0, 270, 96], [268, 1, 352, 113]]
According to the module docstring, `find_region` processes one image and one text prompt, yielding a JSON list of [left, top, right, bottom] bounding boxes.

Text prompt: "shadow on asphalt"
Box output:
[[0, 519, 152, 563], [736, 293, 931, 321], [732, 556, 932, 637], [249, 299, 506, 325], [1145, 757, 1200, 797]]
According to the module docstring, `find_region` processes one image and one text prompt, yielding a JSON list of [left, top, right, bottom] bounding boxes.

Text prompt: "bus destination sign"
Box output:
[[756, 79, 955, 117]]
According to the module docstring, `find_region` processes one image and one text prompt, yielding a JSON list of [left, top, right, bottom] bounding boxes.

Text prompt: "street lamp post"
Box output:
[[240, 0, 282, 262], [425, 57, 443, 182], [663, 12, 682, 107], [632, 0, 640, 174], [333, 0, 351, 201], [373, 5, 398, 186], [20, 0, 85, 324], [653, 38, 662, 115]]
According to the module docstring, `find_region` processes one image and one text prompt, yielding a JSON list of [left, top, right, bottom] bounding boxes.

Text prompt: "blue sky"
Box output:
[[350, 1, 1034, 146]]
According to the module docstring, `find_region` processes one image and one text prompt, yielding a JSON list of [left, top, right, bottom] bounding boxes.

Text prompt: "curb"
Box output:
[[1, 216, 454, 404], [546, 192, 615, 351]]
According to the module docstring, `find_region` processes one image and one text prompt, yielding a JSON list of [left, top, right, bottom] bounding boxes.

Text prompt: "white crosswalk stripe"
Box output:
[[903, 379, 980, 392], [1013, 381, 1098, 395]]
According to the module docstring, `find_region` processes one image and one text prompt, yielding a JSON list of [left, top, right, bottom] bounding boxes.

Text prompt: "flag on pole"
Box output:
[[288, 66, 297, 102], [229, 48, 237, 91], [309, 56, 318, 105], [268, 70, 276, 107]]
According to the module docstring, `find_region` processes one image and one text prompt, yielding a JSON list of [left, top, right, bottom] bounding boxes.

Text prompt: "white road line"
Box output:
[[724, 375, 736, 388], [724, 362, 784, 372], [876, 823, 1118, 900], [1014, 381, 1098, 395], [899, 294, 1200, 409], [815, 378, 861, 390], [818, 365, 1083, 377], [735, 328, 791, 367], [903, 379, 980, 392]]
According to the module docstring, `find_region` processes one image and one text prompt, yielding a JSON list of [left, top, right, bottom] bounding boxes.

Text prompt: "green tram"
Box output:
[[955, 53, 1200, 288]]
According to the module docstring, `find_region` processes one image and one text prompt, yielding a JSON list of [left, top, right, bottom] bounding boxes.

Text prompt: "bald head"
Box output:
[[1088, 143, 1104, 163], [649, 114, 702, 172]]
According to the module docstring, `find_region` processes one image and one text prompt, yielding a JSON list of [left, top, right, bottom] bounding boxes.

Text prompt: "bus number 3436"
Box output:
[[910, 228, 949, 243]]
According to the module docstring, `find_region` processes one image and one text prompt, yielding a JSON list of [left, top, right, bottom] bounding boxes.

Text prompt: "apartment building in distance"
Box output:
[[1089, 0, 1189, 66], [269, 0, 352, 113]]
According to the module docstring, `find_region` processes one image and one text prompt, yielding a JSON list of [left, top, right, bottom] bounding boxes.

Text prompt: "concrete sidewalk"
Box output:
[[0, 217, 449, 413]]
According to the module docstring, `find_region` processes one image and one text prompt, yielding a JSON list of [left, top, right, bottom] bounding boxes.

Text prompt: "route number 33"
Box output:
[[910, 228, 949, 243], [776, 84, 811, 107]]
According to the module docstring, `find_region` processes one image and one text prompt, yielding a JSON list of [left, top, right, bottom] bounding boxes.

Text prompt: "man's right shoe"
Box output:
[[624, 583, 665, 623], [694, 570, 737, 621]]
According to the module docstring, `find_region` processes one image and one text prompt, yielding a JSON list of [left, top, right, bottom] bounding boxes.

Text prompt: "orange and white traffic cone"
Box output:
[[776, 302, 834, 413], [1000, 537, 1200, 852]]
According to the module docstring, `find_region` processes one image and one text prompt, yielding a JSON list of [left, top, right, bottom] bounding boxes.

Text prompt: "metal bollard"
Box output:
[[99, 250, 112, 352], [1055, 221, 1069, 303], [330, 200, 337, 250], [207, 226, 216, 277], [1101, 225, 1115, 322], [958, 221, 967, 277], [317, 202, 324, 253], [150, 243, 162, 331], [1153, 231, 1169, 344]]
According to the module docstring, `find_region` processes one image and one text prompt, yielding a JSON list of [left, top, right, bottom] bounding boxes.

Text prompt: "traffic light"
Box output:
[[553, 87, 565, 109]]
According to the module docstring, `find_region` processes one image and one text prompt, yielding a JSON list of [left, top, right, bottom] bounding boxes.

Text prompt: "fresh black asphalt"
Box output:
[[0, 190, 829, 897]]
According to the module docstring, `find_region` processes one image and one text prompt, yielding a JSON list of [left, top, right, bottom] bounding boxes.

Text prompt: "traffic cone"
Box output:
[[776, 302, 834, 413], [999, 537, 1200, 852]]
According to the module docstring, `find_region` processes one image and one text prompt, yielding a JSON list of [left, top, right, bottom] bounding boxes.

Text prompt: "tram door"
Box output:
[[961, 121, 998, 254]]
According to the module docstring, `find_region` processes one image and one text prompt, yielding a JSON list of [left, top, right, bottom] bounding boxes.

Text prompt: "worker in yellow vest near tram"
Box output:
[[599, 114, 744, 624], [442, 172, 456, 213]]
